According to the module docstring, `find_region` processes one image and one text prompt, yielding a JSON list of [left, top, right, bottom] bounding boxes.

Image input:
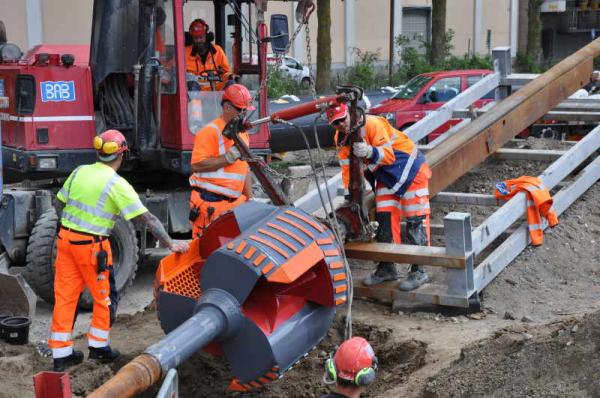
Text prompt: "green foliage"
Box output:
[[266, 66, 306, 98], [337, 48, 387, 90], [421, 28, 455, 63], [392, 32, 492, 85], [514, 52, 543, 73], [513, 51, 565, 73]]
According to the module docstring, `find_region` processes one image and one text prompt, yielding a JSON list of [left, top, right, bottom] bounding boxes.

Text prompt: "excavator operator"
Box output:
[[185, 18, 237, 91]]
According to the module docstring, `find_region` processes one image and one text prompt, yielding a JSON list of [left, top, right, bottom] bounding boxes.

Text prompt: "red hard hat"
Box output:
[[93, 129, 128, 157], [222, 84, 256, 111], [326, 102, 348, 124], [189, 19, 208, 37], [334, 337, 376, 381]]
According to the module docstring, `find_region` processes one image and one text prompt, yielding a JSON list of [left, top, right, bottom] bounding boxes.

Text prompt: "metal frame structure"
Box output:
[[353, 127, 600, 307], [295, 40, 600, 308]]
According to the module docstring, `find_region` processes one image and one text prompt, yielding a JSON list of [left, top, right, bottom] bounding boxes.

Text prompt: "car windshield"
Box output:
[[392, 75, 433, 99]]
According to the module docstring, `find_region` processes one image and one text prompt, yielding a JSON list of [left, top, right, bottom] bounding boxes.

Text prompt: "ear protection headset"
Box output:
[[93, 136, 127, 155], [324, 348, 378, 386], [191, 19, 214, 43]]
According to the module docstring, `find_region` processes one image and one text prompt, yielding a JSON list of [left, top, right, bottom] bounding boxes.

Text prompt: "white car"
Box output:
[[267, 54, 312, 86]]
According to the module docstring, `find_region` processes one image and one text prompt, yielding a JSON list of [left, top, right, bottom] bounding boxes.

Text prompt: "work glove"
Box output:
[[225, 146, 242, 164], [169, 240, 190, 253], [352, 142, 373, 158]]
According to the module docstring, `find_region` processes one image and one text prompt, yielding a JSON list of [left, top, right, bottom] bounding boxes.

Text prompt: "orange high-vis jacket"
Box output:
[[495, 176, 559, 246], [185, 44, 232, 91], [335, 115, 425, 197], [190, 117, 249, 198]]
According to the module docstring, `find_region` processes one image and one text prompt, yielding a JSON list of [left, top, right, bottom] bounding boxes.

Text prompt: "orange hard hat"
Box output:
[[222, 84, 256, 111], [333, 337, 376, 382], [326, 102, 348, 124], [189, 19, 208, 37], [93, 129, 128, 160]]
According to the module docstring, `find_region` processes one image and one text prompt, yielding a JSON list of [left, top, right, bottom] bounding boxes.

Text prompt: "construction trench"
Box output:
[[1, 42, 600, 398]]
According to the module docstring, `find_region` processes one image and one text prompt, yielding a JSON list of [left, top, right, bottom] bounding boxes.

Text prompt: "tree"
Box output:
[[315, 0, 331, 93], [517, 0, 529, 55], [526, 0, 544, 63], [430, 0, 447, 66]]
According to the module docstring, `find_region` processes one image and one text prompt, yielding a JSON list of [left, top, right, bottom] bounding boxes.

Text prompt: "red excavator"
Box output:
[[0, 0, 318, 307]]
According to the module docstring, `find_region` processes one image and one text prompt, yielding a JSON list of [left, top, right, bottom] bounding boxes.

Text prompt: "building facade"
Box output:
[[0, 0, 594, 72]]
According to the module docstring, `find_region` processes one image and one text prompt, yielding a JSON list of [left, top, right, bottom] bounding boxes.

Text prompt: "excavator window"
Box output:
[[156, 0, 177, 95]]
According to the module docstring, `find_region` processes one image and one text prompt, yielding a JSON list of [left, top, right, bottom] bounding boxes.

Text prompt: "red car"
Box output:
[[370, 69, 494, 142]]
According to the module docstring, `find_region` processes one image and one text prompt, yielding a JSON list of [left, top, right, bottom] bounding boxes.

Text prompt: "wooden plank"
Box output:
[[344, 242, 466, 269]]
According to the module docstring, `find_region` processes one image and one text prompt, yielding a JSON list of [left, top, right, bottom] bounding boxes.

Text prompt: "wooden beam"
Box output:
[[344, 242, 466, 269], [427, 37, 600, 196]]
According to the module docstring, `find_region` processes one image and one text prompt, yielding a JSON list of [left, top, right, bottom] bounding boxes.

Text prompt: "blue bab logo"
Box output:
[[40, 81, 76, 102]]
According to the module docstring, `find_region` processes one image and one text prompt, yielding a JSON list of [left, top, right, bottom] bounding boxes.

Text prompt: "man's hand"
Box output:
[[353, 142, 373, 158], [169, 240, 190, 253], [225, 146, 241, 164]]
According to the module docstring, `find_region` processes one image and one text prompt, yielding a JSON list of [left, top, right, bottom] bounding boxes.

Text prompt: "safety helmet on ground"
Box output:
[[326, 102, 348, 124], [189, 19, 209, 38], [222, 84, 256, 111], [93, 129, 128, 162], [325, 337, 377, 386]]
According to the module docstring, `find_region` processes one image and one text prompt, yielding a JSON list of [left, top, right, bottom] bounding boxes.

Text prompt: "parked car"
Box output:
[[267, 54, 313, 86], [370, 69, 495, 142]]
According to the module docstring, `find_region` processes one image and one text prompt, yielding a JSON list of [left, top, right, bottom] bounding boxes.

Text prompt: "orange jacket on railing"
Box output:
[[495, 176, 559, 246]]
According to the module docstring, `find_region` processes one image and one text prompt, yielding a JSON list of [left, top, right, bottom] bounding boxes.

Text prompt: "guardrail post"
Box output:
[[493, 46, 512, 100], [443, 212, 474, 302]]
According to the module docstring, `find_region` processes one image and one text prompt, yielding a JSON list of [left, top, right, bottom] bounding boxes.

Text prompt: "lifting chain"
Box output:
[[241, 150, 337, 183], [252, 15, 310, 104], [304, 23, 317, 98]]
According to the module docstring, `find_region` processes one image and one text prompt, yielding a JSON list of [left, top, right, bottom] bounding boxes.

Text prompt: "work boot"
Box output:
[[362, 262, 399, 286], [399, 266, 430, 291], [53, 350, 84, 372], [89, 346, 121, 363]]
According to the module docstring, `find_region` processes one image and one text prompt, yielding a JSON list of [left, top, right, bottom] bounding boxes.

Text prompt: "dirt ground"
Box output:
[[1, 137, 599, 398]]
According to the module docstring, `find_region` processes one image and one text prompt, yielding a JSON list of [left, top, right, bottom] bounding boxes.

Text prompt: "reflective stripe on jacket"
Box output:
[[336, 115, 425, 197], [495, 176, 559, 246], [58, 163, 147, 236], [185, 44, 231, 91], [189, 117, 249, 198]]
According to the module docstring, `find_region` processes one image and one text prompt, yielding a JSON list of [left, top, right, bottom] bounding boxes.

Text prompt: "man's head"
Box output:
[[93, 129, 128, 167], [325, 337, 377, 392], [327, 102, 350, 134], [221, 84, 255, 122], [189, 19, 212, 54]]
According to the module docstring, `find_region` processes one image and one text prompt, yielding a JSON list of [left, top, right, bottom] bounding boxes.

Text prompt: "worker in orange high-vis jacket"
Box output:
[[495, 176, 559, 245], [327, 103, 432, 291], [185, 19, 235, 91], [189, 84, 254, 237], [48, 130, 189, 372]]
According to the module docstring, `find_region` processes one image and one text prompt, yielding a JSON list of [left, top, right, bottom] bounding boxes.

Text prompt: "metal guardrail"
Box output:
[[297, 40, 600, 307]]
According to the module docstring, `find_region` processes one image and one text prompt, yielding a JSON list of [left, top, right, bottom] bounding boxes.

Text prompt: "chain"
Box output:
[[251, 16, 309, 104], [305, 23, 317, 98], [242, 154, 334, 182]]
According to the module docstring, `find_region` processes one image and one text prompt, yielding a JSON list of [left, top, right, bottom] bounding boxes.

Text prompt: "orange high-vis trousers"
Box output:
[[375, 163, 432, 245], [48, 228, 113, 359], [189, 189, 247, 238]]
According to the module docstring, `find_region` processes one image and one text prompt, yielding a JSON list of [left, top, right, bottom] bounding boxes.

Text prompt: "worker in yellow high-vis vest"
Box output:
[[48, 129, 189, 372]]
